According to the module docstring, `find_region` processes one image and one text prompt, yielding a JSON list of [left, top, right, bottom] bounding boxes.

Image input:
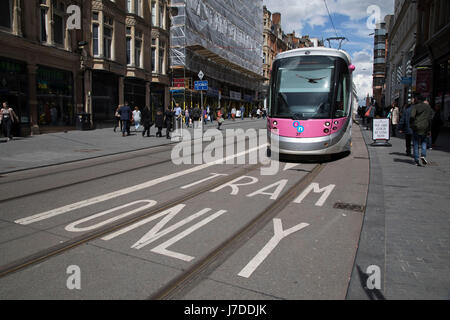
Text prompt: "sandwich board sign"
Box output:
[[371, 118, 392, 147]]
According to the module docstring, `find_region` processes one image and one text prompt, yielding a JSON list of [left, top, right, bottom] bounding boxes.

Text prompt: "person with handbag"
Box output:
[[1, 102, 19, 141]]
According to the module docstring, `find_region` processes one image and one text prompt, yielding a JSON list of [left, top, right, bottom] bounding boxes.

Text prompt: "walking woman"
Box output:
[[114, 105, 122, 132], [390, 103, 400, 137], [217, 108, 224, 130], [1, 102, 19, 141]]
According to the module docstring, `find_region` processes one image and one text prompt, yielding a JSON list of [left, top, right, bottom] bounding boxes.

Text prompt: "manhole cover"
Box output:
[[333, 202, 365, 212]]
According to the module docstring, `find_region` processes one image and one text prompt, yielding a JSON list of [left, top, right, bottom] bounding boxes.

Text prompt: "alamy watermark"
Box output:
[[66, 265, 81, 290], [366, 5, 382, 30], [170, 128, 280, 176]]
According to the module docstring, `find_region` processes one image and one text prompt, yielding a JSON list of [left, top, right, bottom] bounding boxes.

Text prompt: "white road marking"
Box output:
[[181, 173, 228, 190], [65, 200, 157, 232], [209, 176, 259, 195], [150, 210, 228, 262], [246, 179, 288, 200], [283, 163, 299, 171], [238, 219, 309, 278], [15, 145, 265, 225], [293, 183, 336, 207]]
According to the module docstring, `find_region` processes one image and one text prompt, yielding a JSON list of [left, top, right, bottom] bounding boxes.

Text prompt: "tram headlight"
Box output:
[[325, 122, 331, 127], [273, 121, 278, 126], [334, 121, 339, 125], [324, 128, 330, 134]]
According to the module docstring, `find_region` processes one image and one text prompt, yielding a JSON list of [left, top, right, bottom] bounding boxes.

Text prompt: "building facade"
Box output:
[[372, 21, 387, 108], [170, 0, 264, 115], [385, 0, 417, 109], [0, 0, 170, 135], [413, 0, 450, 126]]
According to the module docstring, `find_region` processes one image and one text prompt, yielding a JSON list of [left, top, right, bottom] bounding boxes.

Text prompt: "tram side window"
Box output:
[[334, 66, 350, 118]]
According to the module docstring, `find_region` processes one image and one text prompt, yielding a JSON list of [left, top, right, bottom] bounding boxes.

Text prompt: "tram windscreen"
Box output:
[[269, 55, 350, 119]]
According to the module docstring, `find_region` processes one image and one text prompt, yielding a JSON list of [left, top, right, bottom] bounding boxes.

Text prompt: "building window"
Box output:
[[93, 23, 99, 56], [53, 1, 65, 46], [159, 2, 165, 29], [151, 38, 156, 72], [135, 30, 142, 68], [159, 39, 165, 74], [103, 16, 114, 59], [40, 5, 48, 42], [135, 0, 142, 17], [151, 1, 157, 27], [0, 0, 12, 29], [127, 0, 132, 13], [126, 37, 132, 65]]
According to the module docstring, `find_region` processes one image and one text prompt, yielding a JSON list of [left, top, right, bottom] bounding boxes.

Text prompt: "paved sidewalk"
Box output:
[[0, 118, 263, 174], [347, 124, 450, 299]]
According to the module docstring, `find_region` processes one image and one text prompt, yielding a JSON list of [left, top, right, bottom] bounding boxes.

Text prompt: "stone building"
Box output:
[[0, 0, 170, 135]]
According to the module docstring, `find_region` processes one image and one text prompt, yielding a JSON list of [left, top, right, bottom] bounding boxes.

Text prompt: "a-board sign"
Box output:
[[372, 118, 390, 141]]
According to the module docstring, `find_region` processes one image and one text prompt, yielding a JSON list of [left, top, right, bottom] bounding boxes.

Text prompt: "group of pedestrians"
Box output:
[[360, 94, 443, 167]]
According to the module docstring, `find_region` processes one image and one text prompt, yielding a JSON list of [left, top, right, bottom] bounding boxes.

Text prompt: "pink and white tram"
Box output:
[[267, 47, 356, 156]]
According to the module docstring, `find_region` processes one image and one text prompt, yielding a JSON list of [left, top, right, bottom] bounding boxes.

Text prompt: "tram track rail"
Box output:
[[0, 163, 263, 279], [149, 163, 325, 300], [0, 134, 260, 204]]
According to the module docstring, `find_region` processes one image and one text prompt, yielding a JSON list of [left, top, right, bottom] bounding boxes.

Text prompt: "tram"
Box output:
[[267, 47, 356, 156]]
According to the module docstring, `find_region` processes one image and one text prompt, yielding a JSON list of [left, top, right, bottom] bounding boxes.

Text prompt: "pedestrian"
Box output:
[[185, 108, 190, 128], [50, 105, 58, 125], [203, 108, 208, 125], [132, 106, 142, 132], [1, 102, 19, 141], [241, 105, 245, 120], [141, 106, 153, 137], [118, 102, 132, 136], [113, 105, 122, 132], [410, 94, 433, 166], [155, 108, 164, 137], [431, 103, 443, 147], [257, 107, 261, 119], [174, 103, 182, 130], [217, 108, 224, 130], [192, 105, 201, 128], [165, 106, 174, 139], [365, 103, 375, 130], [231, 106, 236, 121], [390, 102, 400, 137], [398, 103, 413, 156]]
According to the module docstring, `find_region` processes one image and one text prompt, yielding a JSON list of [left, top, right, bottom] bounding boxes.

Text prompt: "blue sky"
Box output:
[[263, 0, 395, 103]]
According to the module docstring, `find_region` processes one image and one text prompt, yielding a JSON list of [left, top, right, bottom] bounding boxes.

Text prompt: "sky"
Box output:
[[262, 0, 395, 104]]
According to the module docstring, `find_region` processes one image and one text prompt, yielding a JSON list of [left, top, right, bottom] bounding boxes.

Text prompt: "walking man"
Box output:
[[398, 103, 413, 157], [118, 102, 132, 136], [165, 107, 174, 139], [410, 94, 433, 166], [141, 106, 153, 137]]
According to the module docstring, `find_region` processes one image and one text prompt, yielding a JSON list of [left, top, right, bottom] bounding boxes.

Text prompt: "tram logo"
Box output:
[[293, 121, 305, 134]]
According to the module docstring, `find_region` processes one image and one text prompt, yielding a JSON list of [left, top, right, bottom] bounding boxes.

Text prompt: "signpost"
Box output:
[[196, 71, 207, 130], [371, 118, 392, 147]]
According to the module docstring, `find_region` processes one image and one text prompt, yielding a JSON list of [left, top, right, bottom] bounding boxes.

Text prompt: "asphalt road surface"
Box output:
[[0, 120, 370, 300]]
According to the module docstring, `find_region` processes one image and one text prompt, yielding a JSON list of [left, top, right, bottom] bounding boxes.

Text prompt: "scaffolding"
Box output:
[[169, 0, 264, 109]]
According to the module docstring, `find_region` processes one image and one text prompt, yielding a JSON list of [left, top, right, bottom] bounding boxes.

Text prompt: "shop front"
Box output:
[[36, 66, 74, 127], [0, 57, 29, 136]]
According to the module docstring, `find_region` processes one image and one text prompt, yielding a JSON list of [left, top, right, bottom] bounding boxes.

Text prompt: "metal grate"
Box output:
[[333, 202, 365, 212]]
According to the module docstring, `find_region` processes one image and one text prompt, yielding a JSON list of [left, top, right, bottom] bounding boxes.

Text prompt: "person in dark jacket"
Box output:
[[165, 107, 174, 139], [155, 108, 164, 137], [398, 103, 413, 156], [141, 107, 153, 137], [410, 94, 433, 166], [118, 102, 132, 136], [431, 103, 443, 147]]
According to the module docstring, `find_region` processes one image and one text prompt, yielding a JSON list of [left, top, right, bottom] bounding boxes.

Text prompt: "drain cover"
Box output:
[[333, 202, 365, 212]]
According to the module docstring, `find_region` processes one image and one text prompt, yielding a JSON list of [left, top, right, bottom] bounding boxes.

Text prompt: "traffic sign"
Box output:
[[194, 80, 208, 91], [198, 70, 204, 80]]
